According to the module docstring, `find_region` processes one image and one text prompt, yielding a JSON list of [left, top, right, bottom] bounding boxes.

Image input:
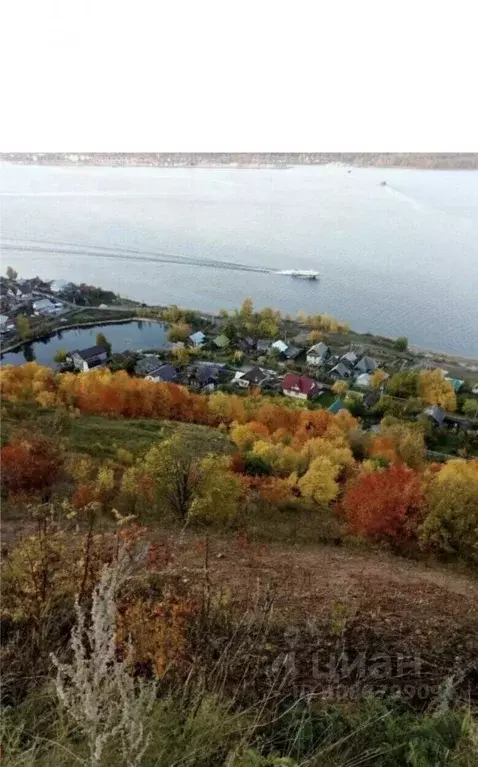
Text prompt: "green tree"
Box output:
[[462, 399, 478, 419], [189, 456, 242, 524], [244, 453, 271, 476], [16, 314, 29, 340], [6, 266, 18, 281], [54, 348, 68, 364], [96, 332, 112, 356], [386, 372, 419, 399], [394, 336, 408, 352]]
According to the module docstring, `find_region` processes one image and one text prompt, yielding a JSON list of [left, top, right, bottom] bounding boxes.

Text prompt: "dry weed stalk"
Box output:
[[51, 549, 156, 767]]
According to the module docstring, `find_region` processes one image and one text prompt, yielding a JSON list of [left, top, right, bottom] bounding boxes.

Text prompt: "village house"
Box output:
[[70, 345, 109, 372], [256, 339, 272, 354], [444, 376, 464, 392], [134, 355, 164, 377], [213, 333, 230, 350], [328, 398, 347, 414], [354, 356, 378, 374], [14, 282, 33, 302], [341, 351, 359, 367], [237, 336, 256, 354], [271, 339, 288, 354], [146, 363, 178, 383], [33, 297, 56, 315], [281, 373, 319, 400], [282, 345, 302, 360], [329, 361, 353, 379], [355, 372, 372, 388], [422, 405, 446, 426], [234, 366, 269, 389], [189, 330, 206, 347], [306, 342, 330, 366], [187, 365, 218, 392]]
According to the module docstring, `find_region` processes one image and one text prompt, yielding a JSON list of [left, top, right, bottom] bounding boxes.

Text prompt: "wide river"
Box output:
[[1, 163, 477, 355]]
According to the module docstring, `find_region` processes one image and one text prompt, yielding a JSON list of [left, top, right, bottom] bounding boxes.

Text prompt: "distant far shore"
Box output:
[[2, 152, 478, 170]]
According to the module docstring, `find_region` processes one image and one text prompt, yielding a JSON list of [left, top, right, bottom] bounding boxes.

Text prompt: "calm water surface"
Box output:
[[0, 321, 169, 366], [1, 163, 477, 355]]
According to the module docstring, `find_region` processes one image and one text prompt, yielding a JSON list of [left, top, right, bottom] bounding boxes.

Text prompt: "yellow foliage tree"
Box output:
[[370, 370, 388, 390], [252, 440, 301, 476], [120, 465, 140, 499], [419, 459, 478, 561], [65, 455, 96, 484], [172, 345, 190, 364], [208, 392, 246, 424], [297, 456, 340, 505], [419, 370, 456, 411], [168, 322, 192, 343], [307, 330, 323, 344], [379, 421, 425, 468], [230, 424, 262, 452], [332, 381, 349, 397], [301, 437, 354, 471], [189, 455, 242, 523]]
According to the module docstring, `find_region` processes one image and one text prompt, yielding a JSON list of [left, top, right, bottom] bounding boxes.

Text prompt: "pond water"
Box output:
[[0, 320, 170, 367]]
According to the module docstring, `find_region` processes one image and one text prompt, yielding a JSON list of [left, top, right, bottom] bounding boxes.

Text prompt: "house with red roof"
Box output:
[[281, 373, 319, 401]]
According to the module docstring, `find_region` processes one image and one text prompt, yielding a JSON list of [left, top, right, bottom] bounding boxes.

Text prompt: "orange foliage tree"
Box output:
[[0, 435, 62, 499], [342, 465, 424, 543]]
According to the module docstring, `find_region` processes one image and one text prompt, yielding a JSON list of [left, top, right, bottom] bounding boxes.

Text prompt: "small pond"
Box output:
[[1, 320, 171, 367]]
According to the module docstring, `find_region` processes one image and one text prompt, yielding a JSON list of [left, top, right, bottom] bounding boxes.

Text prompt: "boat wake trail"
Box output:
[[383, 185, 427, 213], [1, 238, 274, 276]]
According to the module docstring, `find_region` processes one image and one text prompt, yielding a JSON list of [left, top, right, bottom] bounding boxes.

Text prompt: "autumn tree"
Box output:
[[374, 420, 425, 468], [252, 440, 301, 476], [231, 421, 269, 452], [307, 330, 323, 344], [419, 370, 456, 411], [301, 437, 354, 473], [370, 369, 388, 390], [6, 265, 18, 281], [96, 332, 112, 356], [189, 455, 242, 523], [143, 436, 200, 519], [332, 381, 349, 397], [168, 322, 191, 343], [419, 459, 478, 562], [16, 315, 30, 340], [1, 435, 63, 500], [239, 298, 254, 324], [163, 305, 183, 323], [172, 345, 190, 365], [298, 456, 340, 505], [257, 476, 293, 504], [343, 464, 424, 543]]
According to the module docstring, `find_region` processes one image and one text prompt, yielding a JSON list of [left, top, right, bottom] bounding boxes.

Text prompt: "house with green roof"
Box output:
[[444, 376, 464, 392], [213, 333, 230, 349], [327, 398, 347, 415]]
